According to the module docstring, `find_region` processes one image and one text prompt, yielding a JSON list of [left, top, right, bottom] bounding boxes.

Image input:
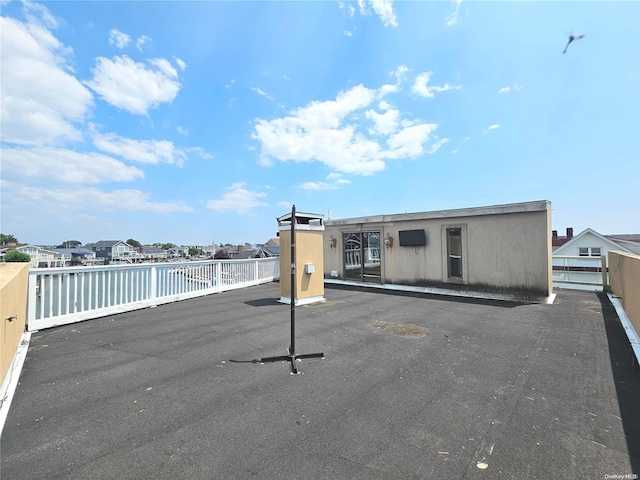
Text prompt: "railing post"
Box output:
[[150, 265, 157, 305], [601, 255, 607, 287], [255, 259, 259, 281], [27, 272, 37, 329]]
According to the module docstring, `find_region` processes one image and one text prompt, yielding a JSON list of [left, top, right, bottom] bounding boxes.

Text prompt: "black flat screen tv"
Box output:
[[398, 229, 426, 246]]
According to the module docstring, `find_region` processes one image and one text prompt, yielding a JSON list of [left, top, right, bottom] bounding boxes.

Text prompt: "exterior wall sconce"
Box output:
[[384, 233, 393, 248], [329, 235, 337, 249]]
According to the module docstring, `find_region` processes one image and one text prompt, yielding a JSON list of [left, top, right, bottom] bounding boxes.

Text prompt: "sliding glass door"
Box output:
[[343, 232, 381, 283]]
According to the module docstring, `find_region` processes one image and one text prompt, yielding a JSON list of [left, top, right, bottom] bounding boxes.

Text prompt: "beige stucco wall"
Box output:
[[609, 251, 640, 337], [324, 201, 552, 301], [1, 263, 29, 386], [280, 228, 325, 302]]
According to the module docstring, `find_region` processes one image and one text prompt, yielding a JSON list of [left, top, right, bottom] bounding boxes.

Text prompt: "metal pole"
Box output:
[[290, 204, 296, 356]]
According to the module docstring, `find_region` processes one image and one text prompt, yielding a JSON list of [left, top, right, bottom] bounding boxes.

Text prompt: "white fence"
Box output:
[[552, 255, 607, 290], [27, 258, 280, 331]]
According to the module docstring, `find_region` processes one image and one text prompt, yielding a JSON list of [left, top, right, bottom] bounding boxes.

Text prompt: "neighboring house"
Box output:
[[264, 237, 280, 247], [553, 228, 636, 258], [255, 245, 280, 258], [51, 248, 101, 266], [552, 228, 574, 250], [552, 228, 639, 288], [604, 234, 640, 255], [324, 200, 553, 303], [234, 248, 259, 260], [139, 246, 169, 261], [91, 240, 136, 264], [167, 247, 188, 257], [220, 245, 255, 259], [14, 245, 64, 268]]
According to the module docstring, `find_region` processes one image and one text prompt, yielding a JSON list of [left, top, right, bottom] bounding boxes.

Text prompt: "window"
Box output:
[[578, 247, 589, 257], [447, 228, 462, 278], [579, 247, 602, 257], [591, 247, 601, 257]]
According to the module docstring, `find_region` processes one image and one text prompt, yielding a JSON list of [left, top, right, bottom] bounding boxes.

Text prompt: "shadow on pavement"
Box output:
[[598, 291, 640, 475]]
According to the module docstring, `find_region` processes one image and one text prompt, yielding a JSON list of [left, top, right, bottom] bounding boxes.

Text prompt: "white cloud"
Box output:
[[0, 16, 93, 145], [89, 125, 211, 166], [150, 57, 178, 78], [385, 123, 439, 159], [176, 126, 189, 136], [1, 147, 144, 183], [295, 181, 339, 191], [483, 124, 500, 134], [108, 29, 131, 48], [358, 0, 398, 27], [412, 72, 461, 99], [207, 183, 267, 213], [174, 56, 187, 71], [136, 34, 151, 51], [85, 55, 182, 115], [344, 30, 354, 37], [295, 173, 351, 191], [451, 149, 459, 154], [338, 1, 355, 17], [445, 0, 463, 26], [185, 147, 214, 160], [427, 137, 450, 154], [250, 86, 273, 100], [22, 1, 59, 30], [378, 65, 408, 98], [498, 82, 522, 94], [253, 81, 442, 175], [1, 180, 193, 213], [366, 107, 400, 135]]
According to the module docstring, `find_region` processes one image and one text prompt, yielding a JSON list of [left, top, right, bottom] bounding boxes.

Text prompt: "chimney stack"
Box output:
[[238, 244, 243, 252], [566, 227, 573, 238], [552, 230, 558, 238]]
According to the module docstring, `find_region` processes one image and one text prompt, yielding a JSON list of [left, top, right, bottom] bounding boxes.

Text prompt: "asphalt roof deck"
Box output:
[[2, 283, 639, 479]]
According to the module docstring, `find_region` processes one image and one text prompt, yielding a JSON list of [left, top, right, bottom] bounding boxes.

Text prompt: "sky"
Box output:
[[1, 0, 639, 247]]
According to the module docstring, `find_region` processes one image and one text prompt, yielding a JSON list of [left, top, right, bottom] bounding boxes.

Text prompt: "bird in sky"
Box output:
[[563, 34, 585, 54]]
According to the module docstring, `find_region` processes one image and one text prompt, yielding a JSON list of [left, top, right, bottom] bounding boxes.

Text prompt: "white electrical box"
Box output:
[[304, 263, 315, 274], [330, 270, 338, 277]]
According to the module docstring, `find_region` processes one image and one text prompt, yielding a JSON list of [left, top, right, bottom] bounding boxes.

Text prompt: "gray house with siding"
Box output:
[[91, 240, 134, 264]]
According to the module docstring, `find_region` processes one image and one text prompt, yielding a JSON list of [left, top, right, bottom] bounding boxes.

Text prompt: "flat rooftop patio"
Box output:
[[2, 283, 639, 479]]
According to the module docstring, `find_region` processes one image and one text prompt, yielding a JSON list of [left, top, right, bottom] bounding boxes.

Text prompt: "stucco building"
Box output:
[[323, 200, 553, 303]]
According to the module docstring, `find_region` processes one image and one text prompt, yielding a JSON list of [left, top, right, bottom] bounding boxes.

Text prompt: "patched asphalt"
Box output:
[[2, 283, 639, 479]]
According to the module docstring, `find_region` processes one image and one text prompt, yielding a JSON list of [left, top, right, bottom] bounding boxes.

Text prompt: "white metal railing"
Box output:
[[27, 258, 280, 331], [552, 255, 607, 289]]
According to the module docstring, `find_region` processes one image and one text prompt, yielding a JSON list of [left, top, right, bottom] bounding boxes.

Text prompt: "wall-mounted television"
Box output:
[[398, 229, 426, 246]]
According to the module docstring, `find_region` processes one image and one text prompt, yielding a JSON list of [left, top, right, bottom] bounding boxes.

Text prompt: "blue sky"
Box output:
[[1, 0, 639, 247]]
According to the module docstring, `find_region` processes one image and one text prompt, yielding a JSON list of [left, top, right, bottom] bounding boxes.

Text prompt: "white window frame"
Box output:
[[441, 223, 468, 285]]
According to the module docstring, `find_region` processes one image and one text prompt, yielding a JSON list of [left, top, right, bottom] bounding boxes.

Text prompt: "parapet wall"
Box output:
[[608, 251, 640, 338], [1, 263, 29, 387]]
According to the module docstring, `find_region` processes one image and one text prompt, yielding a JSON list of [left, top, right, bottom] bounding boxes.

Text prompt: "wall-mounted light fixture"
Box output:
[[329, 235, 337, 249], [384, 233, 393, 248]]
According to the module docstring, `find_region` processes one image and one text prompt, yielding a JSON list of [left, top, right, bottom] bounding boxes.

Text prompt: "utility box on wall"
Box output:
[[277, 210, 325, 306]]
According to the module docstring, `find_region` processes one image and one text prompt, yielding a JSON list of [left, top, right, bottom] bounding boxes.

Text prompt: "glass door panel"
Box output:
[[343, 232, 381, 283], [343, 233, 362, 281], [362, 232, 381, 282]]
